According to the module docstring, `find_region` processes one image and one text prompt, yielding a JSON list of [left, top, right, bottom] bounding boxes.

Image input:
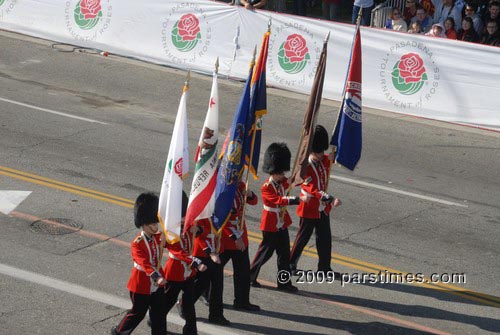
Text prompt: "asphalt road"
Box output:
[[0, 30, 499, 335]]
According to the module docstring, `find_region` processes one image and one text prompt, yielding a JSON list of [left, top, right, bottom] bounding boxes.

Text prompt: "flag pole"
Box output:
[[326, 9, 362, 190]]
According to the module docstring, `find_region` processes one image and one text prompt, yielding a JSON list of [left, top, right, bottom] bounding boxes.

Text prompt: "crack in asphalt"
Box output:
[[62, 227, 136, 256], [341, 209, 428, 241]]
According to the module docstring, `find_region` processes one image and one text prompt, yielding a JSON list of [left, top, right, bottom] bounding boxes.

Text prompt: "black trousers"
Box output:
[[115, 289, 166, 335], [290, 212, 332, 271], [190, 256, 224, 319], [249, 228, 292, 285], [165, 278, 197, 335], [221, 248, 251, 305]]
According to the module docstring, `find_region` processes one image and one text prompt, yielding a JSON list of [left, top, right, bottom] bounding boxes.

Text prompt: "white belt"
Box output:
[[168, 252, 179, 261], [301, 190, 313, 197], [263, 205, 281, 213], [133, 262, 144, 271]]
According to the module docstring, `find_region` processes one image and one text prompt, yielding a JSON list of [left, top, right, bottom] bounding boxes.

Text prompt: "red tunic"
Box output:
[[163, 232, 197, 282], [296, 155, 332, 219], [192, 218, 220, 257], [260, 176, 294, 232], [127, 232, 165, 294], [222, 182, 258, 250]]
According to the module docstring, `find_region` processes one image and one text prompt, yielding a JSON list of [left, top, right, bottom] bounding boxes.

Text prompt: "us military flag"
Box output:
[[331, 26, 362, 171]]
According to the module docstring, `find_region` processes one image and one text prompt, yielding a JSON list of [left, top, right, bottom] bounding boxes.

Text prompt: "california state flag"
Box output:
[[184, 72, 219, 234], [158, 83, 189, 243]]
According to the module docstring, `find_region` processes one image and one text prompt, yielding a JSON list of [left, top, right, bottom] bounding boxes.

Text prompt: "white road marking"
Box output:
[[0, 96, 108, 125], [0, 190, 32, 214], [0, 262, 238, 335], [332, 175, 468, 208]]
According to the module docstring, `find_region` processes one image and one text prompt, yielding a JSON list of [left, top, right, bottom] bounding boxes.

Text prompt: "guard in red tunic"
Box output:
[[163, 191, 207, 335], [249, 142, 300, 293], [290, 125, 342, 274], [112, 193, 167, 335], [188, 216, 229, 326], [220, 181, 260, 311]]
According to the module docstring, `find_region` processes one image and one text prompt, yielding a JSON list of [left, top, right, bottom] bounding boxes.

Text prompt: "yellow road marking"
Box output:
[[2, 164, 499, 307]]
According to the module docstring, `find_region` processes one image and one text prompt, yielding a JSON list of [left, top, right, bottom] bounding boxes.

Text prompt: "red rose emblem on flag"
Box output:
[[283, 34, 309, 63], [80, 0, 102, 20], [174, 158, 183, 178], [177, 14, 201, 42], [398, 53, 426, 84]]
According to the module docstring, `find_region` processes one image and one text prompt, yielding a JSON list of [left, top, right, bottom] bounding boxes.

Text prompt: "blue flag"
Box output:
[[331, 27, 362, 171], [213, 63, 254, 232]]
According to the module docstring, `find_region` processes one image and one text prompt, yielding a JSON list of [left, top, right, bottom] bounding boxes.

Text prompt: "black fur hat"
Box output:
[[262, 142, 291, 174], [312, 125, 329, 153], [134, 192, 159, 228], [181, 191, 188, 218]]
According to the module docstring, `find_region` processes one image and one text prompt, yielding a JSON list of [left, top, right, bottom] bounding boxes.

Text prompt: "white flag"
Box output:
[[184, 72, 219, 233], [158, 84, 189, 243]]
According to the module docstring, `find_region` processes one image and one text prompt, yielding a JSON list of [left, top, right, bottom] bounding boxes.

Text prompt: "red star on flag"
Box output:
[[209, 97, 216, 108]]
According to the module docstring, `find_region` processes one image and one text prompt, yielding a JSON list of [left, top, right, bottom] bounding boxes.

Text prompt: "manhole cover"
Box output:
[[30, 218, 83, 235]]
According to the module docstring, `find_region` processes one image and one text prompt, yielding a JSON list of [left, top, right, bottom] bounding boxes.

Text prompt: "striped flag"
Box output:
[[158, 82, 189, 243], [246, 30, 270, 180], [184, 72, 219, 234], [331, 26, 362, 171]]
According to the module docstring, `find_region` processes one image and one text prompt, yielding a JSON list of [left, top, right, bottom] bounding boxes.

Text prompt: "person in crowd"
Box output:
[[240, 0, 267, 9], [249, 143, 301, 293], [457, 16, 481, 41], [426, 22, 447, 35], [220, 181, 261, 311], [404, 0, 419, 24], [465, 3, 484, 37], [432, 0, 462, 30], [411, 7, 434, 32], [163, 192, 207, 335], [293, 0, 307, 16], [421, 0, 436, 16], [408, 20, 423, 32], [444, 16, 459, 38], [268, 0, 287, 12], [352, 0, 375, 26], [481, 19, 500, 45], [111, 193, 167, 335], [387, 7, 409, 31], [323, 0, 341, 21], [483, 0, 500, 28], [289, 126, 342, 277]]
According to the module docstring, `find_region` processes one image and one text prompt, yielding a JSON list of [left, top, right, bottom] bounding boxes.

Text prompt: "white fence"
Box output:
[[1, 0, 499, 130]]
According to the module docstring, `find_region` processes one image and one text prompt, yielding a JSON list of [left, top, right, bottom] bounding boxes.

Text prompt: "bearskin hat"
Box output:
[[312, 125, 329, 153], [181, 191, 188, 218], [134, 192, 159, 228], [262, 142, 291, 174]]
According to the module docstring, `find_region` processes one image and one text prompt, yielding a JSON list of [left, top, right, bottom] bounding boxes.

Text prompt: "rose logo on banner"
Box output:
[[74, 0, 102, 30], [171, 13, 201, 52], [268, 21, 320, 90], [278, 34, 310, 74], [161, 4, 212, 65], [391, 53, 428, 95], [65, 0, 112, 41], [0, 0, 18, 18], [380, 40, 440, 110]]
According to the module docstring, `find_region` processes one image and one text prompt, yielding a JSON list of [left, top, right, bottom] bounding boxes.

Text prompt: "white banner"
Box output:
[[1, 0, 499, 130]]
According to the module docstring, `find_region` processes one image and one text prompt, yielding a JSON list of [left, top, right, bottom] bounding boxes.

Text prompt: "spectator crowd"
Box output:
[[216, 0, 500, 47]]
